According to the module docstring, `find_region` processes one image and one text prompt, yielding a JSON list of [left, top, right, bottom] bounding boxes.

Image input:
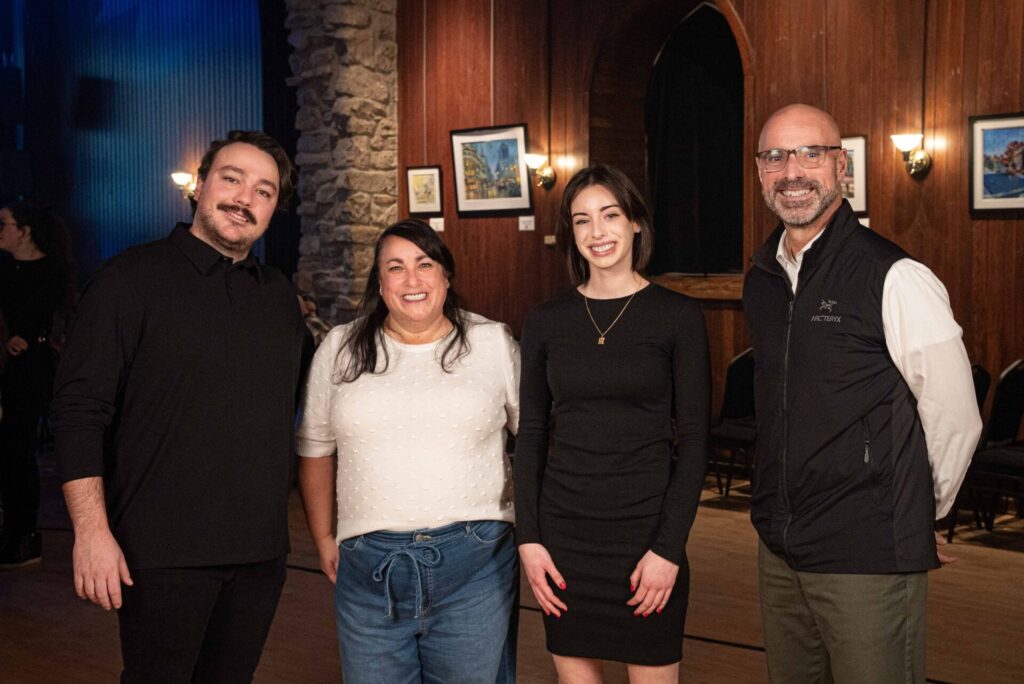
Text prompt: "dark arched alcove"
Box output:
[[645, 5, 743, 275], [587, 0, 753, 290]]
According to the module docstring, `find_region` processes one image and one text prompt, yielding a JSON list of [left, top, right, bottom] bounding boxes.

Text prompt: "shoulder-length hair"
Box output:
[[556, 164, 653, 285], [334, 219, 469, 383]]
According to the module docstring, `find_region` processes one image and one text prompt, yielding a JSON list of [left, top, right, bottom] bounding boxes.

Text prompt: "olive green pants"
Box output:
[[758, 541, 927, 684]]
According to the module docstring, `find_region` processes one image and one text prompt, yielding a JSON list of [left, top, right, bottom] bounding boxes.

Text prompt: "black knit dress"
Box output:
[[514, 284, 709, 665]]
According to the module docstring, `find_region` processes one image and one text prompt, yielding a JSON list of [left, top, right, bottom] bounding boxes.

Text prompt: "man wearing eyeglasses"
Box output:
[[743, 104, 981, 683]]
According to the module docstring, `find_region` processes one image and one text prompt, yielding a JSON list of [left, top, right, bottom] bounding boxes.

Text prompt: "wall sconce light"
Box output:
[[890, 134, 931, 178], [171, 171, 197, 199], [525, 153, 556, 190]]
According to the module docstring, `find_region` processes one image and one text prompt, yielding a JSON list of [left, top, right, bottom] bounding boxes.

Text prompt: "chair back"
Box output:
[[972, 363, 991, 412], [985, 359, 1024, 446], [720, 347, 755, 421]]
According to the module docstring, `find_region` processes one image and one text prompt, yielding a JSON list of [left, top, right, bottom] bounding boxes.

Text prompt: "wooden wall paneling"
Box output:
[[739, 0, 828, 247], [927, 1, 977, 355], [397, 0, 1024, 432], [424, 0, 497, 321], [489, 0, 550, 331], [396, 0, 426, 216], [965, 0, 1024, 400]]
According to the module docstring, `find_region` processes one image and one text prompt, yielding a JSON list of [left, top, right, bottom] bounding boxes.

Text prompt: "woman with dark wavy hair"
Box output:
[[296, 219, 520, 683], [516, 164, 710, 682], [0, 202, 74, 568]]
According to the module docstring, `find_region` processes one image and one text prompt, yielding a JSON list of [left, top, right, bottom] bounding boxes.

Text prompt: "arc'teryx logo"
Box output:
[[811, 299, 841, 323]]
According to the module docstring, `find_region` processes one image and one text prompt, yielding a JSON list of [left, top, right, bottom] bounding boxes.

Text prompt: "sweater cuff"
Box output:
[[54, 430, 107, 483], [295, 437, 338, 458]]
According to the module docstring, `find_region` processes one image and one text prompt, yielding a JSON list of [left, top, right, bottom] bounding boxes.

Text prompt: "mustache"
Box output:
[[772, 178, 821, 193], [217, 203, 256, 223]]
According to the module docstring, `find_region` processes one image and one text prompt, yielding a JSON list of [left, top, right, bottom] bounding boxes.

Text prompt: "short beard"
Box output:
[[194, 205, 258, 257], [762, 178, 841, 228]]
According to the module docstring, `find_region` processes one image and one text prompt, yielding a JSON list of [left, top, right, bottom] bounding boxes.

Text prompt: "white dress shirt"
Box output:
[[776, 229, 982, 519]]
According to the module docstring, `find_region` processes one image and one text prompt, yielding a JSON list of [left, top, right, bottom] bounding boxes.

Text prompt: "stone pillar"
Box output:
[[286, 0, 398, 324]]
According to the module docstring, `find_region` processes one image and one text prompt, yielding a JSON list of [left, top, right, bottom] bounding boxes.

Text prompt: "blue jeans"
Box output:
[[335, 520, 518, 684]]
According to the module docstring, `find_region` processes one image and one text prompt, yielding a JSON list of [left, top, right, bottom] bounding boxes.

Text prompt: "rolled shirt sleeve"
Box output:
[[52, 264, 138, 482], [882, 259, 983, 519]]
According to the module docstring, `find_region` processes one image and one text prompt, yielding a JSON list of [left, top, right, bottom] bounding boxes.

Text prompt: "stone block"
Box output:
[[350, 224, 382, 245], [298, 235, 320, 256], [369, 151, 396, 170], [294, 107, 322, 131], [375, 41, 397, 71], [315, 183, 338, 203], [374, 118, 397, 137], [344, 115, 376, 135], [369, 131, 397, 151], [333, 96, 388, 120], [342, 169, 389, 193], [298, 132, 331, 153], [294, 151, 331, 166], [324, 5, 371, 27]]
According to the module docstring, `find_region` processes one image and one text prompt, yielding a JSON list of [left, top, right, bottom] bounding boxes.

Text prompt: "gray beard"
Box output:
[[763, 180, 841, 228]]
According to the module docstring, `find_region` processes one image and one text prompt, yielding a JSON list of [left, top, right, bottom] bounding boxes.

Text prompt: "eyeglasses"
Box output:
[[754, 146, 843, 172]]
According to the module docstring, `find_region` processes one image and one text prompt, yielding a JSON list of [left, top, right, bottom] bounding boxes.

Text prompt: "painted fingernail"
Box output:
[[558, 582, 566, 590], [656, 608, 662, 614], [630, 584, 636, 591]]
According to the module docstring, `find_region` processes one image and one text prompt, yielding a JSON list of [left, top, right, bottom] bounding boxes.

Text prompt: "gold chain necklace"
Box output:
[[582, 288, 639, 345]]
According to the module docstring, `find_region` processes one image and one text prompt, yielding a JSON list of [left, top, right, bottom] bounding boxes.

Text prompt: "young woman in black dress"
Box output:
[[515, 165, 709, 682], [0, 203, 73, 567]]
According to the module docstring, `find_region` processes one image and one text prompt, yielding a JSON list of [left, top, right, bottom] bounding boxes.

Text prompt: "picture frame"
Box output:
[[840, 135, 867, 215], [406, 165, 443, 215], [969, 113, 1024, 215], [450, 124, 533, 215]]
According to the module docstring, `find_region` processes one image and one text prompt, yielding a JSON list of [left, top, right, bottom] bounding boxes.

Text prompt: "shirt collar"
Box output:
[[170, 223, 265, 282], [775, 225, 827, 270]]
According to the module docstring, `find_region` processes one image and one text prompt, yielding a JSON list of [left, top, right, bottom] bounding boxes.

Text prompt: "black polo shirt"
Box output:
[[53, 224, 305, 569]]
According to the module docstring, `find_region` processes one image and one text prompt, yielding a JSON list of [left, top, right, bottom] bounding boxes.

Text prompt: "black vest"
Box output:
[[743, 201, 939, 573]]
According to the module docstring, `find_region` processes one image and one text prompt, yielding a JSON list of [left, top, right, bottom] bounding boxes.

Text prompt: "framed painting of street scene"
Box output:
[[450, 124, 532, 214]]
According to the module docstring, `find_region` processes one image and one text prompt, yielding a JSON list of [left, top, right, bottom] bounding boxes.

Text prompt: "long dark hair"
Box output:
[[334, 219, 470, 383], [5, 202, 74, 272], [556, 164, 653, 285]]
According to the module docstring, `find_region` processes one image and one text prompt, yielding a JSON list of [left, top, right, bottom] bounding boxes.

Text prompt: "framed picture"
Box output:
[[406, 166, 443, 215], [450, 124, 533, 215], [970, 113, 1024, 214], [840, 135, 867, 215]]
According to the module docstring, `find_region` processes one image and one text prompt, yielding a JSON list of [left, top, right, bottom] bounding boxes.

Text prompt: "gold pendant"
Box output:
[[598, 336, 605, 345]]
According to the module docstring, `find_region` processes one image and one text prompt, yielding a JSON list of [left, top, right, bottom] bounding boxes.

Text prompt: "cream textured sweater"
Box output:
[[296, 313, 520, 542]]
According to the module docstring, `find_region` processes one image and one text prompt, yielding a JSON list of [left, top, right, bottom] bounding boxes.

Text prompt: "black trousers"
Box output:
[[117, 555, 287, 684], [0, 408, 41, 534], [0, 350, 52, 535]]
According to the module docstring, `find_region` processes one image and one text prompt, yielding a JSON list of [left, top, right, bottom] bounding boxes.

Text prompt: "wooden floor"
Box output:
[[2, 458, 1024, 683]]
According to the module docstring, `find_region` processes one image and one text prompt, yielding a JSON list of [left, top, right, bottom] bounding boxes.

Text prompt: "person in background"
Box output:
[[0, 202, 73, 569], [51, 130, 305, 682], [297, 219, 520, 684], [515, 164, 710, 683], [744, 103, 982, 683]]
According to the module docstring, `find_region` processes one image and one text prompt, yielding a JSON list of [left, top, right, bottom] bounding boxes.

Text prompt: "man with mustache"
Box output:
[[52, 131, 305, 682], [743, 104, 981, 683]]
